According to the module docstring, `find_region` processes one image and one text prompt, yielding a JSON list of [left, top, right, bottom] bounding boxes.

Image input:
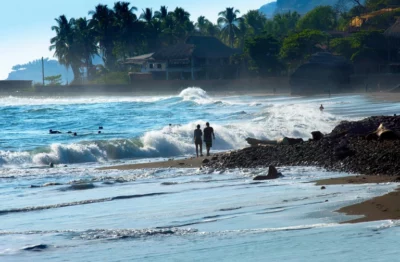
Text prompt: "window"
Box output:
[[157, 64, 162, 69], [149, 63, 154, 69]]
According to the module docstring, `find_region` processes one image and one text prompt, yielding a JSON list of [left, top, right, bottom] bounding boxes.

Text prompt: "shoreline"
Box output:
[[317, 175, 400, 223], [100, 158, 400, 224]]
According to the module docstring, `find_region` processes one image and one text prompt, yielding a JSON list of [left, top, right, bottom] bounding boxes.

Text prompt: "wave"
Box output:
[[0, 87, 346, 167], [0, 95, 168, 107]]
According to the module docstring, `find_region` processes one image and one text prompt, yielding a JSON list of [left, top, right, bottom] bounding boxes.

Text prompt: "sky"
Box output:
[[0, 0, 273, 80]]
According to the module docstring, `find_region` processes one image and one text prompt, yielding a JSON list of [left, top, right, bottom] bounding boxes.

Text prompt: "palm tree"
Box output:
[[140, 8, 154, 24], [243, 10, 267, 35], [50, 15, 81, 83], [154, 6, 168, 20], [89, 4, 117, 69], [272, 11, 300, 37], [172, 7, 190, 24], [218, 7, 242, 48], [113, 2, 139, 59], [196, 16, 208, 35], [74, 17, 98, 79]]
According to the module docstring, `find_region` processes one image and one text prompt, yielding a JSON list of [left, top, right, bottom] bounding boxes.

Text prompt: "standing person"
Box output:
[[203, 122, 215, 156], [319, 104, 324, 111], [194, 124, 203, 157]]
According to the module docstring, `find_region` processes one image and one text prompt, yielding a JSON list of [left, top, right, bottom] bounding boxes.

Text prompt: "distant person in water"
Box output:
[[319, 104, 324, 111], [194, 124, 203, 157], [49, 129, 61, 134], [203, 122, 215, 156]]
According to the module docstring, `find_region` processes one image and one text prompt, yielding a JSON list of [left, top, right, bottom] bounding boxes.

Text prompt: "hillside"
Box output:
[[6, 59, 73, 85], [260, 0, 357, 15]]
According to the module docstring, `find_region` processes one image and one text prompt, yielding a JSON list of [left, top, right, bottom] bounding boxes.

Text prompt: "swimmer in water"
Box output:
[[319, 104, 324, 111]]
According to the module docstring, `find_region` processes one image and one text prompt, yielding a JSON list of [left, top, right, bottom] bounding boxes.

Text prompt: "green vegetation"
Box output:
[[49, 1, 400, 81], [44, 74, 63, 85]]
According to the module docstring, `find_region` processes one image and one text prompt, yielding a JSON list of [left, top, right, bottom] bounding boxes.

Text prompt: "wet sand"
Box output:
[[316, 175, 400, 223], [99, 157, 207, 170], [367, 91, 400, 102]]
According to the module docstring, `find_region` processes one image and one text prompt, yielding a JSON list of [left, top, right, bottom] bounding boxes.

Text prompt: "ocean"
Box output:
[[1, 87, 399, 261]]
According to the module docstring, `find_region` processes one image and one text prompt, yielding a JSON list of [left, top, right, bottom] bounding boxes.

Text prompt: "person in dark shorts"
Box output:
[[193, 124, 203, 157], [203, 122, 215, 156]]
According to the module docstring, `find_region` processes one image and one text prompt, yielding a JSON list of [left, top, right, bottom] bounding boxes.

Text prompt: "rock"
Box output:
[[65, 183, 95, 190], [278, 137, 304, 145], [22, 244, 48, 252], [366, 123, 399, 140], [202, 159, 210, 164], [211, 156, 218, 161], [43, 182, 62, 187], [253, 166, 283, 180], [311, 131, 324, 141], [246, 137, 277, 146], [321, 186, 326, 190]]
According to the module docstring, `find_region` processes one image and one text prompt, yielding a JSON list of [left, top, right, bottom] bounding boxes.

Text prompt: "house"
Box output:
[[290, 52, 353, 95], [384, 18, 400, 73], [125, 36, 240, 81]]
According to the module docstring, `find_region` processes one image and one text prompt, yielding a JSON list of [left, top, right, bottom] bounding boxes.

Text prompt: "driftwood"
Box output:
[[246, 137, 303, 147], [366, 123, 400, 141]]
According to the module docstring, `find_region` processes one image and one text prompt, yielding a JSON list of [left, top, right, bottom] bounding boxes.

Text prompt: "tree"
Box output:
[[218, 7, 242, 48], [196, 16, 208, 35], [45, 75, 63, 85], [280, 29, 328, 65], [297, 6, 337, 31], [265, 11, 300, 38], [74, 17, 98, 79], [89, 4, 117, 69], [50, 15, 82, 83], [242, 10, 267, 35], [113, 2, 139, 59], [140, 8, 154, 24], [154, 6, 168, 20], [331, 30, 387, 60], [245, 34, 283, 76]]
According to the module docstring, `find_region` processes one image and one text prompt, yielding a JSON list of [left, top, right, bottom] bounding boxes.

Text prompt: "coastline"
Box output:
[[100, 158, 400, 224], [316, 175, 400, 223]]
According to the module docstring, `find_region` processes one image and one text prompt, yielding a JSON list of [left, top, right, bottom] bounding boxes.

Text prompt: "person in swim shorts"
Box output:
[[203, 122, 215, 156], [194, 124, 203, 157]]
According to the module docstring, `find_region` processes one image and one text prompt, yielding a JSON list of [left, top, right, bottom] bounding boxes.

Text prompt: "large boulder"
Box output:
[[278, 137, 304, 145], [253, 166, 284, 180], [366, 123, 400, 141], [311, 131, 324, 141]]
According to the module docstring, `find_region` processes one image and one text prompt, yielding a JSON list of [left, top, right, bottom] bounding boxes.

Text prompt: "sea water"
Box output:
[[0, 88, 399, 261]]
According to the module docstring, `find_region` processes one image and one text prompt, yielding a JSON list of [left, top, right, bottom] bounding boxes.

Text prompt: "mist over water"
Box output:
[[1, 88, 400, 261]]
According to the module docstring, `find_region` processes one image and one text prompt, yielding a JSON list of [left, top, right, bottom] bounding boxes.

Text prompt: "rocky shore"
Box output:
[[206, 115, 400, 177]]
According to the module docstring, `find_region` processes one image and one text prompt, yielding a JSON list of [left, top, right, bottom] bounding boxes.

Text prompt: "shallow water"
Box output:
[[1, 88, 400, 261]]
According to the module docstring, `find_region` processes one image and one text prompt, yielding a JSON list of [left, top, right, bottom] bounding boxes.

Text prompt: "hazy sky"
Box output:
[[0, 0, 272, 80]]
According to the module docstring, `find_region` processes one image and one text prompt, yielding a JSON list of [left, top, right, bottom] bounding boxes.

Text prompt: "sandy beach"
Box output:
[[99, 156, 207, 170], [316, 175, 400, 223], [100, 158, 400, 224]]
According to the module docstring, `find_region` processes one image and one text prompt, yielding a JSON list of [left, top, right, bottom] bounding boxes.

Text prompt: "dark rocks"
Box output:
[[321, 186, 326, 190], [278, 137, 304, 145], [311, 131, 324, 141], [22, 244, 49, 252], [202, 159, 210, 164], [253, 166, 283, 180], [205, 116, 400, 177]]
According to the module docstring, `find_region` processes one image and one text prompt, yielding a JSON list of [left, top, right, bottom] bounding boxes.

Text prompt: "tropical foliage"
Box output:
[[49, 1, 399, 82]]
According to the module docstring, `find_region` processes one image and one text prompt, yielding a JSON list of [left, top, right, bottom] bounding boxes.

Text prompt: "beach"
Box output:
[[1, 89, 400, 261]]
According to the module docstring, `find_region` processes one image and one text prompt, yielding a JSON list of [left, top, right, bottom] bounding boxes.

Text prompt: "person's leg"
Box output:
[[206, 146, 210, 156], [195, 143, 199, 157], [200, 143, 203, 156]]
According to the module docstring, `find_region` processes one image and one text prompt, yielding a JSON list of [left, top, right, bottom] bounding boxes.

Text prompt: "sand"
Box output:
[[367, 91, 400, 102], [316, 175, 400, 223], [99, 156, 208, 170]]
